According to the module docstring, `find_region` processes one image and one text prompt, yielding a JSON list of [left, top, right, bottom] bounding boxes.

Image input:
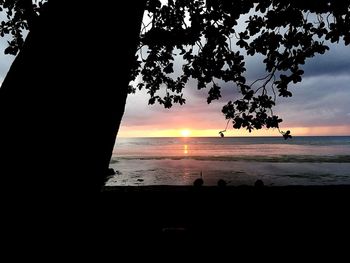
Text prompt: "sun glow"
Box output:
[[118, 125, 350, 137], [183, 144, 188, 154], [180, 129, 191, 137]]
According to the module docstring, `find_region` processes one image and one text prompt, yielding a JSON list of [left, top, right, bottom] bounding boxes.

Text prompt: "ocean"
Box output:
[[107, 136, 350, 186]]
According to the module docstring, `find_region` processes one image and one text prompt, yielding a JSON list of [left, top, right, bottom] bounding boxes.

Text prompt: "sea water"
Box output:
[[106, 136, 350, 186]]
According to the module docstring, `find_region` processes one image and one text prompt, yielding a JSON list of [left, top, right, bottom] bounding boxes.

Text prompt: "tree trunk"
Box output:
[[0, 1, 146, 196]]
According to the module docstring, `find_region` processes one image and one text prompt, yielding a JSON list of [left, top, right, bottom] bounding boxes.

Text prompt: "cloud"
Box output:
[[0, 10, 348, 136], [123, 86, 227, 129], [302, 42, 350, 78], [275, 74, 350, 127], [123, 41, 350, 135]]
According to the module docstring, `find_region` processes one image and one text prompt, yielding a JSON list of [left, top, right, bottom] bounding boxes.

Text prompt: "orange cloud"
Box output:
[[118, 125, 350, 137]]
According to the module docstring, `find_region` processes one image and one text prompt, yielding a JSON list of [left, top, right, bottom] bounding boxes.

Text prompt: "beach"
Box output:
[[100, 136, 350, 239], [107, 136, 350, 187]]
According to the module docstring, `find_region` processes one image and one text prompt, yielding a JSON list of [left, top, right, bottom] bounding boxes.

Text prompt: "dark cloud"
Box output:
[[0, 16, 348, 134], [275, 74, 350, 127], [123, 41, 350, 133], [302, 42, 350, 78]]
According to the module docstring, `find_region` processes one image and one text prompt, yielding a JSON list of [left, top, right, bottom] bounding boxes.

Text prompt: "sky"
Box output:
[[0, 12, 349, 138], [118, 40, 350, 137]]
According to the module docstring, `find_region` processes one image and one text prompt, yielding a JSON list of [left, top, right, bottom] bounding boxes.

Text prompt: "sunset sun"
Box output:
[[180, 129, 191, 137]]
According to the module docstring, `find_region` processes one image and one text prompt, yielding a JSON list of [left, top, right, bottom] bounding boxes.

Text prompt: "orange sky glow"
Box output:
[[118, 125, 350, 137]]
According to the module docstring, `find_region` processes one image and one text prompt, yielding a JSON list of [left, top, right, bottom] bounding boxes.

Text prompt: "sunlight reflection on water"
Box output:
[[108, 137, 350, 186], [183, 144, 188, 155]]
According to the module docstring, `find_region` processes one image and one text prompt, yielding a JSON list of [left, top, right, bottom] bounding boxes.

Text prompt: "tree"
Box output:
[[0, 0, 148, 196], [0, 0, 349, 194], [136, 0, 350, 136]]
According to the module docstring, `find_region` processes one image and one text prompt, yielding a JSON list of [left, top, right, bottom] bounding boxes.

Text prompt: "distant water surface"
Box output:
[[107, 136, 350, 186]]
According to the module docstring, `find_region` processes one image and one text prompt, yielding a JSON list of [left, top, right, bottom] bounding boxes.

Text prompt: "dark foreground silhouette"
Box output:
[[3, 183, 349, 259], [100, 184, 350, 233]]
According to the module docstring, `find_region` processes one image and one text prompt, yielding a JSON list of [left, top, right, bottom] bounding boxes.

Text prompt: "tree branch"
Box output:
[[17, 0, 37, 30]]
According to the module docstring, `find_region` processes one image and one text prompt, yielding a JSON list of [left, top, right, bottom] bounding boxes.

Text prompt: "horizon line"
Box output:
[[117, 135, 350, 138]]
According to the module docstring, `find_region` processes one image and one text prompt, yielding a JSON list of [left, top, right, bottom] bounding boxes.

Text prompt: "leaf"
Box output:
[[163, 63, 174, 74], [243, 90, 254, 100], [282, 130, 292, 140], [207, 84, 221, 104]]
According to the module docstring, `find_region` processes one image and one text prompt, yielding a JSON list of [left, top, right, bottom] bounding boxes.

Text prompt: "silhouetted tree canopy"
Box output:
[[0, 0, 45, 54], [137, 0, 350, 137], [1, 0, 349, 137]]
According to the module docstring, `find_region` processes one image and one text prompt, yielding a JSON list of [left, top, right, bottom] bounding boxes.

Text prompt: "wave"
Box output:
[[111, 155, 350, 163]]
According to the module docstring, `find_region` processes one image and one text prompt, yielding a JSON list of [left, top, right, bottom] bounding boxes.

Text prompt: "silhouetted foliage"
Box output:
[[281, 130, 292, 140], [134, 0, 350, 137], [1, 0, 349, 139], [0, 0, 45, 54]]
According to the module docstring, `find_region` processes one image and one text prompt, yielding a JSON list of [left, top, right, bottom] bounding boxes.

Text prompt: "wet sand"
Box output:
[[108, 158, 350, 186]]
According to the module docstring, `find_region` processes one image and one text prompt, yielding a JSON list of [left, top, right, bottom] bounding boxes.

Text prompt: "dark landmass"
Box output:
[[100, 185, 350, 238], [4, 184, 349, 257]]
